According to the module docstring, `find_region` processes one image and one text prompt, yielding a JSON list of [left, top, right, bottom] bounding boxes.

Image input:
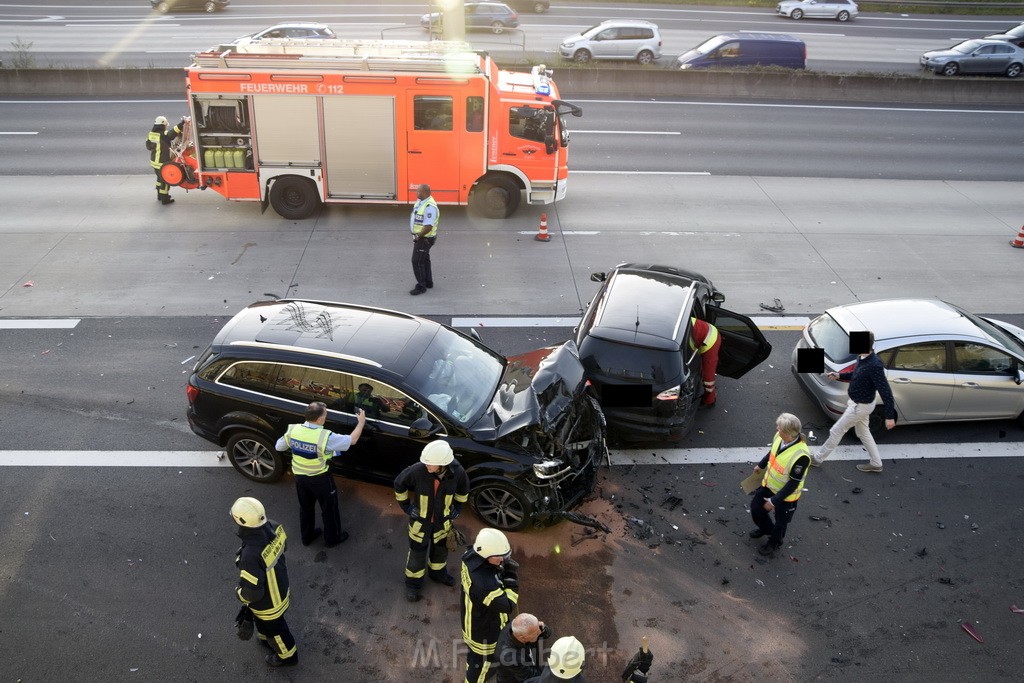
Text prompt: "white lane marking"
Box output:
[[452, 316, 809, 329], [571, 130, 681, 135], [0, 131, 38, 135], [514, 230, 599, 235], [610, 442, 1023, 466], [572, 99, 1024, 115], [0, 451, 231, 467], [0, 443, 1016, 468], [0, 319, 80, 329]]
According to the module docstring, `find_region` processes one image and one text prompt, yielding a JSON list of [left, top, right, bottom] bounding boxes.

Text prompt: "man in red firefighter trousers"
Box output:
[[691, 317, 721, 408]]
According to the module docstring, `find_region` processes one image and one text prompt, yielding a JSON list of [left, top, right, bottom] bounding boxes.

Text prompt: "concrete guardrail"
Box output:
[[1, 66, 1022, 105]]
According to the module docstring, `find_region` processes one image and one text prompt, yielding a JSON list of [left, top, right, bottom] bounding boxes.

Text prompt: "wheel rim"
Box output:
[[231, 438, 276, 479], [1008, 64, 1022, 78], [838, 11, 849, 21], [574, 50, 590, 63], [943, 63, 958, 76], [638, 51, 652, 65], [792, 10, 802, 19], [492, 22, 503, 34], [282, 186, 306, 210], [475, 488, 526, 529]]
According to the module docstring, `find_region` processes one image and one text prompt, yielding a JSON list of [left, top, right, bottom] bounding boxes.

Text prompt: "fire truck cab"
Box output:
[[174, 39, 582, 220]]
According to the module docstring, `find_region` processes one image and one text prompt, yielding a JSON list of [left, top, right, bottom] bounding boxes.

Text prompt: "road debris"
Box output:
[[661, 495, 683, 511], [22, 281, 34, 287], [938, 577, 953, 586], [960, 621, 983, 644], [759, 298, 784, 312], [1011, 605, 1024, 614], [916, 547, 928, 558]]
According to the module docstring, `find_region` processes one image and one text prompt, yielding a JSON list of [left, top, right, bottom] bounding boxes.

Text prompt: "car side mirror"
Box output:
[[712, 291, 726, 304], [1015, 367, 1024, 385], [408, 417, 442, 439], [590, 272, 607, 282]]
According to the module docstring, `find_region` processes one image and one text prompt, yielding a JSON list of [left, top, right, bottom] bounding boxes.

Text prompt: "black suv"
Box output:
[[186, 300, 606, 531], [576, 264, 771, 442]]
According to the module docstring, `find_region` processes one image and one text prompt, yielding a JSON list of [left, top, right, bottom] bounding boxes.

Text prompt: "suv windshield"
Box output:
[[406, 330, 503, 424]]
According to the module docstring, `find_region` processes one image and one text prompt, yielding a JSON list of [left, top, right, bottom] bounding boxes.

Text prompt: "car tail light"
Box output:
[[186, 383, 199, 404], [655, 385, 680, 401], [837, 363, 857, 376]]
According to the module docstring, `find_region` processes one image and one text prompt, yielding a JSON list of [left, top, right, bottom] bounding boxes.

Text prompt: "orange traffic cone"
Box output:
[[1012, 225, 1024, 249], [535, 213, 550, 242]]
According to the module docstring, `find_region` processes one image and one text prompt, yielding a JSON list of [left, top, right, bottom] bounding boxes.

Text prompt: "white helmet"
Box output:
[[154, 115, 169, 126], [548, 636, 585, 679], [420, 440, 454, 466], [473, 528, 511, 559], [230, 497, 266, 528]]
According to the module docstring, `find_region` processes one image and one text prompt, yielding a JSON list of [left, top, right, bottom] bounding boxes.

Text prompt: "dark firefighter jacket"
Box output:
[[461, 550, 518, 656], [495, 623, 543, 683], [394, 460, 469, 544], [235, 521, 290, 621], [146, 122, 182, 170]]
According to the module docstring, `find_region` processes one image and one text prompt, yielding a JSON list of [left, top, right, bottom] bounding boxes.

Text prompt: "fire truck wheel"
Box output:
[[470, 175, 520, 219], [269, 176, 321, 220]]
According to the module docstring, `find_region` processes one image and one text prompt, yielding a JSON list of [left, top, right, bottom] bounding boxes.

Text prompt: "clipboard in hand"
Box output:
[[740, 470, 762, 495]]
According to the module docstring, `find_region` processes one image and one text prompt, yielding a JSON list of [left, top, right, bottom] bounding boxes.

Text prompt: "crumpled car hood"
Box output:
[[468, 341, 587, 440]]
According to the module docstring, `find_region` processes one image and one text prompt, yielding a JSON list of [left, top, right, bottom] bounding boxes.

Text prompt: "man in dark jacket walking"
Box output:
[[811, 331, 896, 473], [394, 440, 469, 602], [461, 528, 519, 683], [146, 115, 185, 205], [230, 497, 297, 668], [496, 613, 551, 683]]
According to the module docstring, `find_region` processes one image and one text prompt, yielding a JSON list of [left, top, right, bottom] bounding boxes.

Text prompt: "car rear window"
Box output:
[[579, 337, 674, 384], [807, 314, 854, 363]]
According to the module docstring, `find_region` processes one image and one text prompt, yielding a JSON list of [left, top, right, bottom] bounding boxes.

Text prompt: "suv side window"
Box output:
[[348, 376, 426, 426], [218, 361, 276, 393], [595, 28, 618, 41], [267, 363, 351, 405]]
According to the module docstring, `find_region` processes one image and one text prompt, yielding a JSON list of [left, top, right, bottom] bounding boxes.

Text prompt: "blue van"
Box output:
[[676, 33, 806, 70]]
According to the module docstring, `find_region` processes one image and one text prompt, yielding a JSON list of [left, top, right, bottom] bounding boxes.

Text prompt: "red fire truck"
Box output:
[[163, 39, 581, 219]]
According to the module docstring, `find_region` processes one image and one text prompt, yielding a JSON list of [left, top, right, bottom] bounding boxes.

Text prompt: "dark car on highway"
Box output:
[[421, 2, 519, 35], [575, 264, 771, 443], [985, 22, 1024, 48], [186, 299, 606, 531], [151, 0, 229, 13], [920, 38, 1024, 78]]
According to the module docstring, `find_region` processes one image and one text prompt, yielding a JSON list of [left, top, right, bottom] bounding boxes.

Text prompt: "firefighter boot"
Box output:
[[266, 652, 299, 668], [161, 196, 175, 205]]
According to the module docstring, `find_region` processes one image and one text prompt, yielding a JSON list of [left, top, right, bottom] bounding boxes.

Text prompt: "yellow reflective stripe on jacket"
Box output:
[[394, 489, 410, 502], [148, 131, 162, 169], [454, 492, 469, 503], [239, 570, 259, 586], [250, 590, 290, 620], [689, 317, 719, 353], [761, 434, 810, 502], [261, 525, 287, 569], [286, 424, 331, 476]]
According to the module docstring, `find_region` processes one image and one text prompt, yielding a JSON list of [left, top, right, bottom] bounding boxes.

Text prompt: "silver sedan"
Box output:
[[920, 39, 1024, 78], [792, 299, 1024, 433]]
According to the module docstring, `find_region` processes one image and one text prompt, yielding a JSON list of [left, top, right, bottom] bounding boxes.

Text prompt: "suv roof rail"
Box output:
[[228, 340, 383, 368], [275, 298, 420, 321]]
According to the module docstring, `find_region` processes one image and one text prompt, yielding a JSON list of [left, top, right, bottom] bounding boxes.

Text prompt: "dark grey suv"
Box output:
[[576, 264, 771, 443], [186, 299, 606, 531]]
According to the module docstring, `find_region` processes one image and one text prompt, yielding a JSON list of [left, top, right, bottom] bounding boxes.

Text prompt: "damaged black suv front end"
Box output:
[[464, 341, 607, 530]]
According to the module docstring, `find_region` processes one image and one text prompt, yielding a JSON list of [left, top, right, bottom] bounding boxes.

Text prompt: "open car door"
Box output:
[[705, 307, 772, 378]]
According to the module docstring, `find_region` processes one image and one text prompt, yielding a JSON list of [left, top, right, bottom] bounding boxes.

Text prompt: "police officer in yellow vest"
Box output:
[[146, 115, 185, 205], [231, 497, 297, 667], [748, 412, 811, 557], [275, 401, 365, 547], [409, 183, 439, 296]]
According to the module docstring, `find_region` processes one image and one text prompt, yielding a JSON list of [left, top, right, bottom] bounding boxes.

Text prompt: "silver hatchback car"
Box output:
[[792, 299, 1024, 432], [559, 20, 662, 64]]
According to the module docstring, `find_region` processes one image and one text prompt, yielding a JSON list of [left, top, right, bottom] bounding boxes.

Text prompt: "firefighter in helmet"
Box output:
[[230, 497, 298, 668], [146, 115, 185, 205], [526, 636, 587, 682], [394, 440, 469, 602], [461, 527, 520, 683]]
